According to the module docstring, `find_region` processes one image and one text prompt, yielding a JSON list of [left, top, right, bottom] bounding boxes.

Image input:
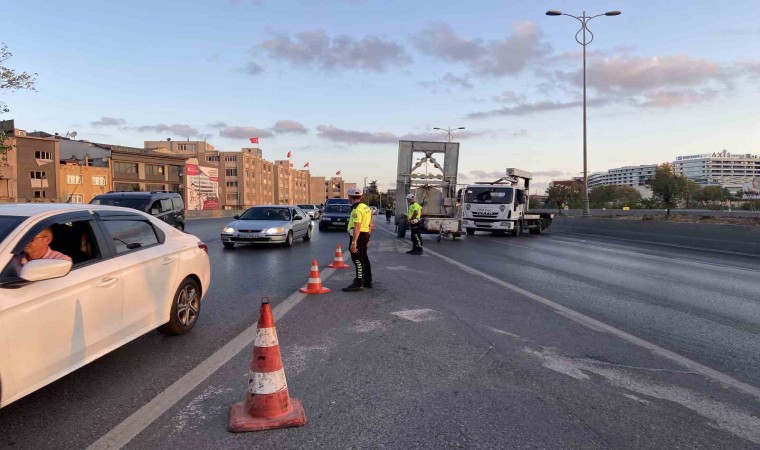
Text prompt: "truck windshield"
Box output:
[[464, 187, 513, 204]]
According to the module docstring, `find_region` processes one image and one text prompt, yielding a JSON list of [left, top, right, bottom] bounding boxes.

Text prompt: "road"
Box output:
[[1, 217, 759, 448]]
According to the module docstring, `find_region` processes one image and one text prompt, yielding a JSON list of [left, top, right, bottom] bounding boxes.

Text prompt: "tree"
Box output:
[[682, 180, 702, 209], [589, 185, 642, 208], [696, 185, 731, 210], [0, 43, 37, 164], [366, 180, 378, 195], [649, 163, 688, 218], [546, 183, 582, 214]]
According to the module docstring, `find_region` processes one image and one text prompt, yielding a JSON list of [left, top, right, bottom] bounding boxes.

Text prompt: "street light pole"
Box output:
[[546, 9, 621, 217], [433, 126, 465, 143]]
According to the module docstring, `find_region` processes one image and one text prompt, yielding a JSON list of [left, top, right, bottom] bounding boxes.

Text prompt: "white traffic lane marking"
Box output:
[[87, 267, 337, 450], [376, 226, 760, 401]]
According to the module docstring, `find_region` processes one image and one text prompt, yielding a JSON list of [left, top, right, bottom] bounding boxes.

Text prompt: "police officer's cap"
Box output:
[[348, 187, 362, 197], [406, 194, 415, 200]]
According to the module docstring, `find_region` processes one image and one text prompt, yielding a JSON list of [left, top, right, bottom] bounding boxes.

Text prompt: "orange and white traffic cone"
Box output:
[[229, 297, 307, 433], [299, 259, 331, 294], [327, 245, 350, 269]]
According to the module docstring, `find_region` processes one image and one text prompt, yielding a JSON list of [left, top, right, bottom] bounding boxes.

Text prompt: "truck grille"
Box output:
[[471, 212, 498, 218]]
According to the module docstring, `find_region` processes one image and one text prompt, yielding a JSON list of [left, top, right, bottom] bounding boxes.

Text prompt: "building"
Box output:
[[200, 147, 274, 209], [326, 176, 346, 198], [144, 139, 215, 157], [273, 160, 311, 205], [0, 121, 59, 202], [106, 145, 189, 194], [310, 176, 327, 205], [58, 157, 112, 203], [674, 150, 760, 194], [587, 165, 657, 189]]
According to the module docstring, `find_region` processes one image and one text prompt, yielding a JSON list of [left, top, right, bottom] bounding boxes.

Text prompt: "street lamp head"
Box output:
[[546, 10, 562, 16], [433, 127, 442, 130], [605, 11, 622, 16], [456, 127, 466, 130]]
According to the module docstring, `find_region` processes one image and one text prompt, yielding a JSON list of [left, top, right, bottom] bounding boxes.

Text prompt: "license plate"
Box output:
[[333, 222, 345, 226], [239, 233, 261, 238], [476, 223, 492, 227]]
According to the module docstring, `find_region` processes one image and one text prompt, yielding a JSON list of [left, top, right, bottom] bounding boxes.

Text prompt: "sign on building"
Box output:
[[186, 164, 220, 210]]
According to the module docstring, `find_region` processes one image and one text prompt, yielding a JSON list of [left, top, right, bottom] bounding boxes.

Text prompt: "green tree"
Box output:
[[696, 185, 732, 210], [366, 180, 378, 195], [649, 163, 688, 218], [682, 180, 702, 209], [546, 183, 582, 214], [589, 185, 642, 208], [0, 44, 37, 163]]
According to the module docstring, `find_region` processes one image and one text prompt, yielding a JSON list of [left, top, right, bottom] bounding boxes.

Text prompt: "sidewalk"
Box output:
[[126, 229, 760, 449]]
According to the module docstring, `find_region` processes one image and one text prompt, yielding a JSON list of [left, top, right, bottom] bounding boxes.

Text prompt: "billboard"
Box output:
[[185, 164, 220, 210], [742, 177, 760, 200]]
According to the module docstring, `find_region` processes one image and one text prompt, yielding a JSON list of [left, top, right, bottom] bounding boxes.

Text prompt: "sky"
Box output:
[[3, 0, 759, 193]]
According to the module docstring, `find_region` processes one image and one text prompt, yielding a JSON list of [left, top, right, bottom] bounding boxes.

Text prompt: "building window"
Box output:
[[114, 162, 138, 173], [226, 181, 238, 187], [30, 171, 46, 179], [146, 164, 165, 175], [226, 168, 237, 177], [92, 176, 107, 186], [34, 151, 52, 160], [206, 155, 220, 162], [226, 192, 239, 201], [67, 193, 84, 204], [177, 143, 196, 152], [114, 183, 140, 191], [33, 190, 46, 198], [225, 155, 237, 162], [67, 174, 83, 185]]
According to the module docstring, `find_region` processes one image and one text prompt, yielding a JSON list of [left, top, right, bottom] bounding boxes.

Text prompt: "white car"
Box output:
[[0, 204, 211, 408], [370, 206, 379, 215]]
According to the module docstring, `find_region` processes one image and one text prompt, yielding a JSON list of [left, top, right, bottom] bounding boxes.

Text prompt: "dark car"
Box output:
[[91, 191, 186, 231], [319, 203, 353, 231], [325, 198, 351, 206]]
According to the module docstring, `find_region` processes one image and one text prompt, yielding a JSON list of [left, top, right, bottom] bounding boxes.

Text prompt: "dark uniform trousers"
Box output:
[[349, 232, 372, 284], [410, 222, 423, 251]]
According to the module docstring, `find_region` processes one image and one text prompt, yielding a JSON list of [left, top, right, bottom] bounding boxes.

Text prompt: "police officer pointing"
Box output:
[[406, 194, 423, 255], [343, 187, 373, 292]]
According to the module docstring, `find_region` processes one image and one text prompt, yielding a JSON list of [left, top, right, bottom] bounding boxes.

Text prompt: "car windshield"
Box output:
[[464, 187, 514, 204], [297, 205, 314, 210], [0, 216, 25, 242], [91, 197, 150, 210], [240, 207, 291, 221], [324, 205, 353, 214], [326, 199, 350, 204]]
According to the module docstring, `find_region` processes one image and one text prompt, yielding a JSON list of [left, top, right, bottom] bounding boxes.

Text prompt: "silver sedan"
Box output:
[[221, 206, 313, 248]]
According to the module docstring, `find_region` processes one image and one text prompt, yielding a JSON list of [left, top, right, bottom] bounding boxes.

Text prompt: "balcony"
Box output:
[[145, 174, 166, 182], [114, 172, 139, 181]]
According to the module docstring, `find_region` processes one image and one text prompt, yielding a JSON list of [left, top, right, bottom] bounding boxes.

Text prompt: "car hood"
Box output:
[[225, 219, 291, 231]]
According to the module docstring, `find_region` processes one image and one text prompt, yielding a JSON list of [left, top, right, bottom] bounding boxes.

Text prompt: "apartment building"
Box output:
[[310, 176, 327, 204], [0, 121, 59, 202], [674, 150, 760, 194], [59, 158, 111, 203], [198, 147, 274, 209], [144, 139, 215, 157], [273, 160, 311, 205], [587, 165, 657, 189], [326, 176, 346, 199], [107, 145, 188, 193]]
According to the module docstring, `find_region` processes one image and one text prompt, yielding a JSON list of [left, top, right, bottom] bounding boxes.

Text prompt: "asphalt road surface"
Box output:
[[1, 217, 758, 449]]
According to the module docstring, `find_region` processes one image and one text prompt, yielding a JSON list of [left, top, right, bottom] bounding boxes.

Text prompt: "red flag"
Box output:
[[249, 137, 259, 144], [303, 162, 310, 168], [336, 170, 341, 175], [287, 151, 292, 158]]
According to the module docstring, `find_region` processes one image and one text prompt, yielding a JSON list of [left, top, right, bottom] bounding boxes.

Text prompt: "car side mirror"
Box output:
[[19, 259, 72, 282], [293, 215, 303, 221], [151, 208, 159, 215], [234, 215, 240, 220]]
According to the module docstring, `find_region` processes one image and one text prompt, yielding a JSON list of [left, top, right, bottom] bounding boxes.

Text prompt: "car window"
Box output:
[[240, 207, 291, 221], [171, 197, 184, 210], [297, 205, 314, 210], [101, 220, 160, 254], [50, 220, 102, 268], [0, 215, 25, 242], [324, 205, 352, 213], [160, 198, 173, 212], [91, 197, 150, 210], [149, 200, 161, 215]]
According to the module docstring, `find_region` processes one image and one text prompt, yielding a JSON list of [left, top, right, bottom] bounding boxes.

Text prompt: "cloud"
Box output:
[[207, 122, 228, 128], [493, 90, 526, 104], [418, 72, 473, 92], [135, 123, 201, 138], [411, 22, 551, 77], [458, 172, 470, 181], [469, 169, 504, 179], [91, 117, 126, 127], [243, 61, 264, 76], [467, 98, 611, 119], [532, 170, 564, 177], [316, 125, 485, 145], [257, 29, 410, 72], [220, 126, 274, 139], [272, 120, 308, 134], [636, 88, 720, 108], [511, 128, 528, 138]]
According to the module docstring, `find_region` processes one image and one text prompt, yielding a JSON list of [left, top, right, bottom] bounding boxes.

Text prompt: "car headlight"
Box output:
[[265, 227, 286, 235], [321, 216, 331, 221], [223, 227, 235, 233]]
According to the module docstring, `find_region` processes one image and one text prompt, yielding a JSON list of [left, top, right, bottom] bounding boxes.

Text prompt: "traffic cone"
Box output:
[[229, 297, 307, 433], [299, 259, 331, 294], [327, 245, 350, 269]]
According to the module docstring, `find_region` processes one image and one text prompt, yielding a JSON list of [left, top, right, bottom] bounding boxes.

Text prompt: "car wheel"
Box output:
[[176, 223, 185, 232], [158, 278, 201, 335], [466, 228, 475, 236], [283, 231, 294, 247], [223, 242, 235, 249], [304, 226, 312, 241]]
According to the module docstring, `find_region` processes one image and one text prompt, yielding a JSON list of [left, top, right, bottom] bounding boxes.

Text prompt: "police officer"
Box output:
[[406, 194, 423, 255], [343, 187, 373, 292]]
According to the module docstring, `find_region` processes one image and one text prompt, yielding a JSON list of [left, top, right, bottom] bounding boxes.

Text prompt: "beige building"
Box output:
[[309, 176, 327, 205], [144, 139, 215, 157], [108, 146, 187, 193], [0, 122, 60, 202], [198, 147, 274, 209], [58, 158, 112, 203], [326, 176, 347, 199], [273, 160, 310, 205]]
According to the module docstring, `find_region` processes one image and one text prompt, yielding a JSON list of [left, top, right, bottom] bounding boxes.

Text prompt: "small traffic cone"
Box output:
[[229, 297, 307, 433], [327, 245, 350, 269], [299, 259, 331, 294]]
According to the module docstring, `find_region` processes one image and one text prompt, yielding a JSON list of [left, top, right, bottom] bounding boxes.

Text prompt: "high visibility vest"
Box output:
[[348, 203, 372, 232], [408, 202, 422, 220]]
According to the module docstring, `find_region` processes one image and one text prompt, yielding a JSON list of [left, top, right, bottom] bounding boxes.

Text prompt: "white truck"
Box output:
[[460, 168, 553, 236]]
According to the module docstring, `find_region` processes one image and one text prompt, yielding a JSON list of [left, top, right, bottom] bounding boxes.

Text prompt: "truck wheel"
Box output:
[[466, 228, 475, 236], [397, 224, 407, 238], [537, 220, 545, 234]]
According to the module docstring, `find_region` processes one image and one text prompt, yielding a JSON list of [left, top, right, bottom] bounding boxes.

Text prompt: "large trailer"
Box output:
[[394, 140, 462, 240], [460, 168, 554, 236]]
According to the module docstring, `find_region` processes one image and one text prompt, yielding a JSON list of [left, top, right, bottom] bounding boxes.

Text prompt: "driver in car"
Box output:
[[14, 227, 72, 271]]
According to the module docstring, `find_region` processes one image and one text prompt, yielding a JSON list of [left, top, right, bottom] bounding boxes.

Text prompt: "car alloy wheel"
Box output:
[[159, 278, 201, 335]]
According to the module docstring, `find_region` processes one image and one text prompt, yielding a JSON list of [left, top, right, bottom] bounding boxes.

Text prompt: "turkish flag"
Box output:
[[336, 170, 341, 175], [303, 162, 309, 168], [249, 137, 259, 144], [287, 151, 292, 158]]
